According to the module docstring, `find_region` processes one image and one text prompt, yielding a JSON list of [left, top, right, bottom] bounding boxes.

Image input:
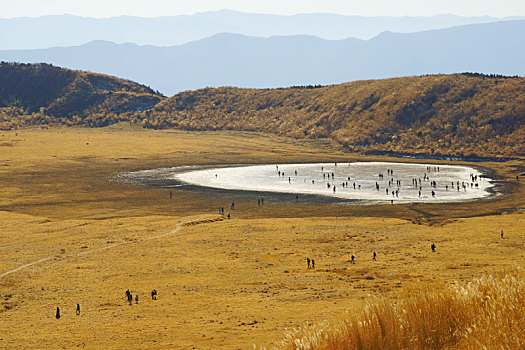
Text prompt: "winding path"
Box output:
[[0, 214, 223, 279]]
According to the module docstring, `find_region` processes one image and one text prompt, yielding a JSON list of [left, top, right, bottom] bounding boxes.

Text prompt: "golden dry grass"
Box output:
[[276, 271, 525, 350], [143, 74, 525, 158], [0, 126, 523, 349]]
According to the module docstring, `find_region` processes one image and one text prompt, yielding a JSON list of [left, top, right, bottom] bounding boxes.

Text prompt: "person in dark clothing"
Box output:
[[431, 243, 436, 252], [56, 307, 61, 319], [135, 295, 139, 304], [311, 259, 315, 269], [351, 255, 355, 264], [76, 303, 80, 316], [307, 257, 311, 268], [373, 252, 377, 261]]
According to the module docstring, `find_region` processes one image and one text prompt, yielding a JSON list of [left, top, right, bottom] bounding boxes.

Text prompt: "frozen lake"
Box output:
[[174, 162, 494, 203]]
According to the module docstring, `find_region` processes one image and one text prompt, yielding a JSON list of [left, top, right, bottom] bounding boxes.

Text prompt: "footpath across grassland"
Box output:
[[0, 126, 523, 349]]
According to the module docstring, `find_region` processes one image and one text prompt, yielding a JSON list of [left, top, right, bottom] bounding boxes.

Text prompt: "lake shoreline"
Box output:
[[122, 161, 497, 205]]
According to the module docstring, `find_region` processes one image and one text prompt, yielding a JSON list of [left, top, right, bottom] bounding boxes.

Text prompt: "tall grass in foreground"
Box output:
[[275, 271, 524, 350]]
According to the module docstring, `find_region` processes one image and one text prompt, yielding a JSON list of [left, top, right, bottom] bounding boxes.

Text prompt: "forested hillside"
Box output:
[[0, 62, 164, 128], [139, 74, 524, 158]]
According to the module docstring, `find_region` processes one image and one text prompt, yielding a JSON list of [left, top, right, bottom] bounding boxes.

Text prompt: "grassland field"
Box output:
[[0, 125, 523, 349]]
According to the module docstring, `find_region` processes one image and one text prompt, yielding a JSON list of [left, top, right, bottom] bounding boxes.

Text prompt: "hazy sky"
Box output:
[[1, 0, 524, 18]]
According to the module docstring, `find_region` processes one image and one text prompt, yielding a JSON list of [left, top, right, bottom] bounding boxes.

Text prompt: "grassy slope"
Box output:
[[0, 62, 164, 128], [140, 74, 525, 158], [1, 65, 523, 158]]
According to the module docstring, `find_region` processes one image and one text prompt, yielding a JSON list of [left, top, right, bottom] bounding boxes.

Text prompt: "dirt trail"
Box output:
[[0, 214, 223, 279]]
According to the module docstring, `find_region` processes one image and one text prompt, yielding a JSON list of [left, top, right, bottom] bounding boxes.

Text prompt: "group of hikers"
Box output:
[[306, 252, 378, 269], [280, 165, 363, 193], [383, 167, 482, 199], [301, 243, 443, 271], [306, 257, 315, 269], [125, 289, 158, 305], [56, 290, 158, 319], [273, 164, 482, 200], [55, 304, 81, 319], [218, 202, 236, 218], [426, 166, 440, 173]]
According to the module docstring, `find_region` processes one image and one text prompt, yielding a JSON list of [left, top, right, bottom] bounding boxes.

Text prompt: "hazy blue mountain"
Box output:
[[0, 10, 517, 50], [1, 20, 524, 95]]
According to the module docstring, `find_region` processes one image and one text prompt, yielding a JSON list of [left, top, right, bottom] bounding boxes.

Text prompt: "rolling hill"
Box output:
[[138, 74, 525, 158], [1, 20, 524, 95], [1, 64, 523, 158], [0, 62, 164, 129]]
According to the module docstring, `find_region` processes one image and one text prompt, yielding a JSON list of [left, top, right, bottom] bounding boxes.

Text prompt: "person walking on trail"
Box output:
[[351, 255, 355, 264], [373, 252, 377, 261], [307, 257, 311, 268], [151, 289, 157, 300], [125, 289, 131, 301], [169, 191, 172, 199], [76, 303, 80, 316], [135, 295, 139, 304], [56, 307, 61, 319], [501, 230, 504, 238], [311, 259, 315, 269], [431, 243, 436, 252]]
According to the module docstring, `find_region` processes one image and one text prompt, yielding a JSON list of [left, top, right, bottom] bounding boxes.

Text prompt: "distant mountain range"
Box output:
[[1, 10, 520, 50], [1, 20, 524, 95]]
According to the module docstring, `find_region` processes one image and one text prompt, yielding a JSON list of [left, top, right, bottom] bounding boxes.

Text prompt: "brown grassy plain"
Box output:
[[0, 126, 523, 349]]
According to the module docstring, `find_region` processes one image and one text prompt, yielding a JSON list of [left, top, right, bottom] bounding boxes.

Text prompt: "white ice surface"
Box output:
[[174, 162, 494, 203]]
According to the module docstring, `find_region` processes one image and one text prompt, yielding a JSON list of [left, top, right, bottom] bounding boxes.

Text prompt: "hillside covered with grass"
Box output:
[[1, 63, 523, 158], [140, 73, 524, 158], [0, 62, 164, 128]]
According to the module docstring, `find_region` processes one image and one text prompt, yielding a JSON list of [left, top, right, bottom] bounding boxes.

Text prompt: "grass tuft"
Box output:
[[273, 270, 525, 350]]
